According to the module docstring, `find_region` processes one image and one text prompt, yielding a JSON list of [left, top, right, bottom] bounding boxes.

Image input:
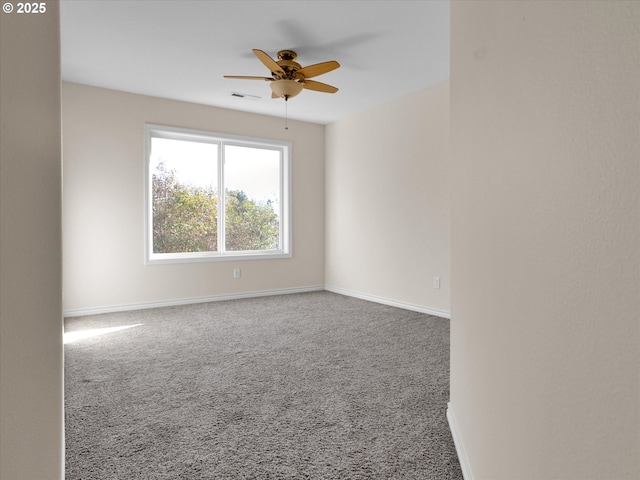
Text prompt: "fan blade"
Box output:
[[224, 75, 273, 81], [253, 49, 285, 76], [302, 79, 338, 94], [297, 60, 340, 79]]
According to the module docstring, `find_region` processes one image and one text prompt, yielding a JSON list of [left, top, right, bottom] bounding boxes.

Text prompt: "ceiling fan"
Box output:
[[224, 49, 340, 101]]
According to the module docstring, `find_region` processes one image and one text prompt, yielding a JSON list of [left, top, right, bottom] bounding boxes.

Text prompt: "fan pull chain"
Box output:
[[285, 99, 289, 130]]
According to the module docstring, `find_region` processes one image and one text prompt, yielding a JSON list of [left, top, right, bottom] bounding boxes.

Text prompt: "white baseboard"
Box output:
[[64, 284, 450, 319], [63, 285, 325, 317], [447, 402, 474, 480], [324, 285, 450, 319]]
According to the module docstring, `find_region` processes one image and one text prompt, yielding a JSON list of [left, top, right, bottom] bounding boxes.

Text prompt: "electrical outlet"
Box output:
[[233, 268, 241, 279], [434, 277, 440, 289]]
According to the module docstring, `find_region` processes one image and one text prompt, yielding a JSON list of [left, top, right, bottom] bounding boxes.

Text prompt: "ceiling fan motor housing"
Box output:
[[270, 50, 304, 99], [275, 50, 302, 79]]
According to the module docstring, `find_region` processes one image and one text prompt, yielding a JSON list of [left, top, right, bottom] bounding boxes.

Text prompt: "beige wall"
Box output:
[[62, 83, 325, 314], [0, 3, 64, 479], [450, 1, 639, 478], [325, 81, 450, 316]]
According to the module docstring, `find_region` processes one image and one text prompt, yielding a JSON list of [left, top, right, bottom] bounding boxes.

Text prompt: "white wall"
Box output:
[[325, 82, 450, 316], [62, 83, 325, 314], [450, 1, 639, 478], [0, 3, 64, 479]]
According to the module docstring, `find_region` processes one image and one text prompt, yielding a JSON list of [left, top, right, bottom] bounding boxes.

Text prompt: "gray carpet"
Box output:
[[64, 291, 463, 479]]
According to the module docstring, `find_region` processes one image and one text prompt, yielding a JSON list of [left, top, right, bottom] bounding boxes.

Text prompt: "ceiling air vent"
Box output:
[[231, 92, 261, 100]]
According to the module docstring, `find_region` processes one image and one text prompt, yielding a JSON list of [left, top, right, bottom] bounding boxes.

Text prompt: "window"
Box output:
[[145, 125, 291, 264]]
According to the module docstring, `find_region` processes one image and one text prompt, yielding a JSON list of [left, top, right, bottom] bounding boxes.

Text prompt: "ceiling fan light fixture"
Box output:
[[270, 79, 303, 100]]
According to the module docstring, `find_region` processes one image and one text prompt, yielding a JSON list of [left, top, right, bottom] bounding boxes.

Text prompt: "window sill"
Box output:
[[146, 251, 292, 265]]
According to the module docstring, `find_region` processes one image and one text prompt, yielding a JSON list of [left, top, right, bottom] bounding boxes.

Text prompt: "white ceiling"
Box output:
[[60, 0, 449, 125]]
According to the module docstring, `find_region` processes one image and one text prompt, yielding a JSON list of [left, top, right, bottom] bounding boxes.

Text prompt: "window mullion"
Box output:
[[218, 143, 225, 254], [279, 150, 285, 252]]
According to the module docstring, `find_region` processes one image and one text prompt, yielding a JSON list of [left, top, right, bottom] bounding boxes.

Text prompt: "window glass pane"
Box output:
[[224, 145, 281, 252], [150, 137, 218, 253]]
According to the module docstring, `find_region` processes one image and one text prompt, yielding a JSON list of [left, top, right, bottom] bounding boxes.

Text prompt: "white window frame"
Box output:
[[144, 124, 291, 264]]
